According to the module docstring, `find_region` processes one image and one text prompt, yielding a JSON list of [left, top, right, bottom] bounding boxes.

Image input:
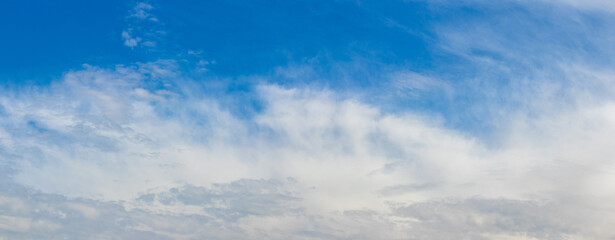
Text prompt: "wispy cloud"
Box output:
[[121, 2, 162, 48], [129, 2, 158, 21], [122, 30, 141, 48]]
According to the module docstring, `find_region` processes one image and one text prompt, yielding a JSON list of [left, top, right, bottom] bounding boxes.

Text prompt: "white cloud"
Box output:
[[0, 215, 60, 233], [122, 30, 141, 48], [2, 0, 615, 238], [130, 2, 157, 21], [536, 0, 615, 13], [5, 1, 615, 233], [121, 2, 162, 48], [420, 0, 615, 13], [390, 71, 453, 98], [1, 58, 615, 238]]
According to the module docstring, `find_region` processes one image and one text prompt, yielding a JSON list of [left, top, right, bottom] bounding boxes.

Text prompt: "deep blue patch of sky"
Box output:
[[0, 0, 440, 85]]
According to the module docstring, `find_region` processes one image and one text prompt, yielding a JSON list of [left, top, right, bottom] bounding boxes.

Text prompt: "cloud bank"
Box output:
[[0, 57, 614, 238]]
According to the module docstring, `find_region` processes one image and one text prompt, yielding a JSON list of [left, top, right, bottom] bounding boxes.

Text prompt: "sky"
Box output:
[[1, 0, 615, 239]]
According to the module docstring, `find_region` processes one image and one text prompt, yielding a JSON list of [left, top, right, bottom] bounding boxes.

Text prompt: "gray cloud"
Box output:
[[136, 178, 302, 221], [2, 177, 612, 240]]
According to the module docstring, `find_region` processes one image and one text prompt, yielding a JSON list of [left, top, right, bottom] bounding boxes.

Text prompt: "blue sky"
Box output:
[[2, 0, 615, 239]]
